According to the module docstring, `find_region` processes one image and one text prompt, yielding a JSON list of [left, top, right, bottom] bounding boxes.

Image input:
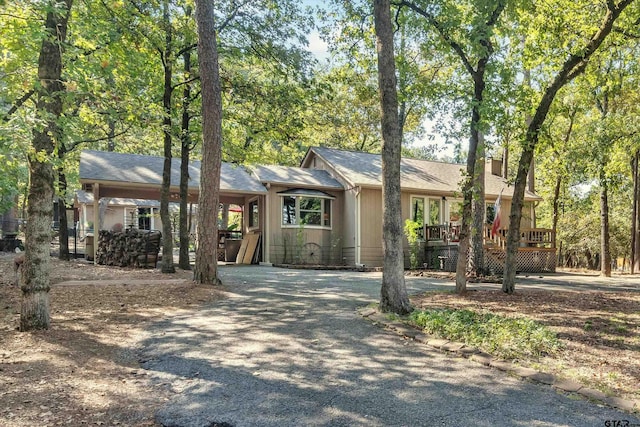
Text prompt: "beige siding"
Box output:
[[267, 185, 344, 264], [359, 189, 448, 267], [80, 205, 163, 237], [342, 188, 358, 265], [500, 199, 535, 229], [358, 188, 383, 266], [243, 195, 264, 235]]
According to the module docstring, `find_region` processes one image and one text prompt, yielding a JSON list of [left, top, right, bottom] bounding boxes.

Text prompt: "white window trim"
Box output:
[[248, 197, 260, 231], [409, 195, 427, 241], [280, 195, 333, 230]]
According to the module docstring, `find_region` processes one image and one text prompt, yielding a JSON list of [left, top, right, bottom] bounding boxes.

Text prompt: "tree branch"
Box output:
[[2, 90, 35, 122], [394, 0, 476, 76], [613, 26, 640, 38], [67, 126, 132, 147], [171, 75, 200, 91], [176, 43, 198, 57], [217, 0, 253, 33]]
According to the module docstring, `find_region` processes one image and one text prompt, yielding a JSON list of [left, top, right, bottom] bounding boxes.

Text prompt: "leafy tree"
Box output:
[[395, 0, 507, 290], [375, 0, 412, 314], [502, 0, 636, 293]]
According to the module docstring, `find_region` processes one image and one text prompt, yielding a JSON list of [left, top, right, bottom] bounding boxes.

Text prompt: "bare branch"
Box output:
[[177, 43, 198, 57], [217, 0, 253, 33], [394, 0, 476, 76], [171, 75, 200, 91], [67, 126, 132, 148], [2, 90, 35, 122]]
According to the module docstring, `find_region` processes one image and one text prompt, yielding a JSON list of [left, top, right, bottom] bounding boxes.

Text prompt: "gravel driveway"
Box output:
[[138, 266, 639, 427]]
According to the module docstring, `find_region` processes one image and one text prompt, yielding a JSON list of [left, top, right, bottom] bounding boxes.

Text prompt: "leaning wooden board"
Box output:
[[235, 233, 261, 264], [242, 233, 260, 264], [235, 238, 249, 264]]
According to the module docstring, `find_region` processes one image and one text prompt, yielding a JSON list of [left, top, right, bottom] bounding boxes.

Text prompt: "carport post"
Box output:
[[263, 193, 270, 264], [92, 182, 99, 265]]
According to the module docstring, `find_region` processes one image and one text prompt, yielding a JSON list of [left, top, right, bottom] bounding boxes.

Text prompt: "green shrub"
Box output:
[[404, 219, 421, 269], [409, 308, 562, 359]]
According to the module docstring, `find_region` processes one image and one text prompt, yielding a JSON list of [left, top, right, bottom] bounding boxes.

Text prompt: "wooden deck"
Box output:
[[422, 224, 556, 273]]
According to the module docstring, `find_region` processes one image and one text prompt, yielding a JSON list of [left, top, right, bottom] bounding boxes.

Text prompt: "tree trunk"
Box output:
[[57, 142, 69, 261], [107, 119, 116, 152], [551, 173, 561, 256], [455, 74, 484, 293], [194, 0, 222, 285], [107, 74, 116, 152], [502, 142, 509, 179], [503, 147, 534, 294], [159, 0, 175, 274], [551, 111, 574, 261], [21, 0, 73, 331], [178, 47, 193, 271], [374, 0, 411, 315], [632, 150, 640, 273], [600, 171, 611, 277], [57, 171, 70, 261], [221, 204, 229, 229], [523, 57, 537, 229], [469, 131, 486, 277]]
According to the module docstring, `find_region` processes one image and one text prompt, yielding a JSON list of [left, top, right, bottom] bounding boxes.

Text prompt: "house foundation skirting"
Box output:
[[423, 245, 557, 274]]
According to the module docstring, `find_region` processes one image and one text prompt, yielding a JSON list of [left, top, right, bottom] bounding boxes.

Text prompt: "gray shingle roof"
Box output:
[[79, 150, 267, 194], [251, 165, 343, 190], [307, 146, 541, 200]]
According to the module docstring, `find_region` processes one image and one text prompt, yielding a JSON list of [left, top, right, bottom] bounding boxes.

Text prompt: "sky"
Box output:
[[300, 0, 456, 160]]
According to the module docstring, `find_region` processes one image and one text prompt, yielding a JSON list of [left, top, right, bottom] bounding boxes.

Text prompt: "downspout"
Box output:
[[92, 183, 99, 264], [355, 187, 361, 265], [263, 191, 271, 265]]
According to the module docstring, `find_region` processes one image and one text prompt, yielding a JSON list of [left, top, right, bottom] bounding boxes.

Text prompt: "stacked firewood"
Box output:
[[95, 228, 162, 268]]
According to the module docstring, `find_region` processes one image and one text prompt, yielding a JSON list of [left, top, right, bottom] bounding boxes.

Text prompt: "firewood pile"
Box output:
[[95, 229, 162, 268]]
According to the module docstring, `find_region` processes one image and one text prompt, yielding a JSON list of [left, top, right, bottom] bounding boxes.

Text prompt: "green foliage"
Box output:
[[409, 307, 563, 359], [404, 219, 421, 269]]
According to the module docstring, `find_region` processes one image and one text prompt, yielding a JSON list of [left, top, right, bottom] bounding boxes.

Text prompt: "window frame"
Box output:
[[248, 198, 259, 230], [138, 207, 152, 230], [410, 195, 443, 239], [410, 195, 426, 239], [280, 194, 332, 230]]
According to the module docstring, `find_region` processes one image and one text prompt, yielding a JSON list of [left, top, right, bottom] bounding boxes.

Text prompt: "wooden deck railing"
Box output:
[[425, 224, 555, 249], [426, 224, 460, 242], [483, 225, 554, 249]]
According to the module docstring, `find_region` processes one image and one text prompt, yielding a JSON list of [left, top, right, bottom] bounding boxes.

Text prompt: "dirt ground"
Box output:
[[0, 252, 226, 427], [411, 287, 640, 403], [1, 253, 638, 426]]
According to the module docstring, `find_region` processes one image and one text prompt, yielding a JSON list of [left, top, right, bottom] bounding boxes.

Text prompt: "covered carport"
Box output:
[[78, 150, 268, 262]]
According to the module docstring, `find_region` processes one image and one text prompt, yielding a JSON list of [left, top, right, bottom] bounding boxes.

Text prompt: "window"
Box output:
[[410, 196, 425, 238], [138, 208, 151, 230], [411, 196, 442, 239], [282, 196, 297, 225], [281, 195, 331, 228], [248, 200, 259, 228], [428, 199, 441, 225], [300, 197, 322, 225]]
